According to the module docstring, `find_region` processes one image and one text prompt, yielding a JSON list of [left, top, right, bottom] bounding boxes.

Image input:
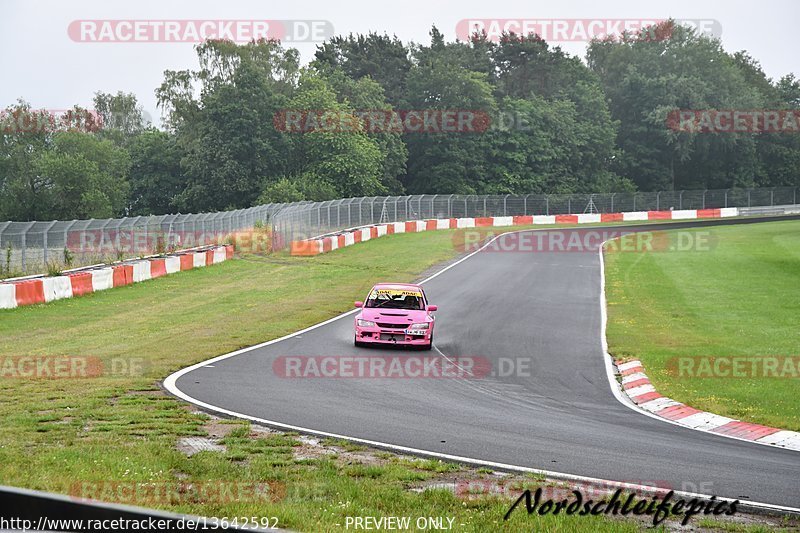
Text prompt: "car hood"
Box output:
[[359, 308, 431, 323]]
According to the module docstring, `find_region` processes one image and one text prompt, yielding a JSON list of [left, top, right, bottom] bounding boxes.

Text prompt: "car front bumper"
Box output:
[[355, 325, 432, 346]]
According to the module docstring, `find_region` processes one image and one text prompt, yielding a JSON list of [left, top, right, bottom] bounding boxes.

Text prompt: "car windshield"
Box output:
[[365, 288, 424, 310]]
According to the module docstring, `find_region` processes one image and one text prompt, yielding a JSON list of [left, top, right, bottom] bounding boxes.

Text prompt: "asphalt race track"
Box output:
[[170, 216, 800, 509]]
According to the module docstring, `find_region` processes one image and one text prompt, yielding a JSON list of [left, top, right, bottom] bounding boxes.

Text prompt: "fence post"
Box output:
[[63, 221, 77, 262], [546, 196, 549, 215], [21, 221, 35, 272], [131, 217, 142, 255], [20, 227, 25, 272], [679, 190, 683, 210], [43, 221, 57, 266], [143, 218, 149, 255], [0, 222, 9, 271], [101, 219, 114, 256], [610, 193, 615, 213], [633, 193, 636, 211], [770, 188, 774, 206], [656, 192, 660, 211], [42, 224, 47, 266], [166, 216, 176, 249]]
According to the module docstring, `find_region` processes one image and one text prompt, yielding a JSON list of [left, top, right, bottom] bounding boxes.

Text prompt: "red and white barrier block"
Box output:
[[0, 245, 234, 310], [618, 360, 800, 451], [290, 208, 741, 256]]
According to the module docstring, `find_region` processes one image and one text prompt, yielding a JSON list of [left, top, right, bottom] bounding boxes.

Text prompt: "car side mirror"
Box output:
[[354, 301, 363, 308], [427, 305, 438, 312]]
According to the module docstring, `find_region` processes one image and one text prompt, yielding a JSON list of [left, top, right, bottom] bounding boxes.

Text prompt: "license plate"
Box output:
[[406, 329, 426, 336]]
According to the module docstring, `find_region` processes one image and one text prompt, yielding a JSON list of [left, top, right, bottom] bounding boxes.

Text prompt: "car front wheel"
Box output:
[[423, 333, 433, 351]]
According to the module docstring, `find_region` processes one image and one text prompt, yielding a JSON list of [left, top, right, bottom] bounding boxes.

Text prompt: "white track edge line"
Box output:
[[163, 228, 800, 515]]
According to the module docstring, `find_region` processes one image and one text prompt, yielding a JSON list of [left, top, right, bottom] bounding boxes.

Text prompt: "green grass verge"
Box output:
[[1, 229, 646, 532], [605, 220, 800, 430]]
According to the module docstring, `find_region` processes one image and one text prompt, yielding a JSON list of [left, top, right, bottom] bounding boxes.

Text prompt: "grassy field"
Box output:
[[0, 228, 660, 532], [605, 220, 800, 431]]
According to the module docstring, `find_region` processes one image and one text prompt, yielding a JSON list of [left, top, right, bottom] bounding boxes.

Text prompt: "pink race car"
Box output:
[[353, 283, 437, 350]]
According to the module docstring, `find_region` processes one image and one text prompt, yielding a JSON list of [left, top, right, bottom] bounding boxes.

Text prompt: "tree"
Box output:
[[19, 132, 130, 220], [93, 91, 149, 146], [157, 40, 297, 211], [411, 26, 495, 83], [41, 132, 129, 219], [321, 68, 407, 194], [0, 102, 53, 220], [127, 130, 183, 215], [587, 21, 775, 191], [402, 57, 497, 193], [0, 102, 128, 221], [313, 32, 412, 106], [491, 33, 593, 101], [273, 71, 385, 200], [255, 177, 304, 204]]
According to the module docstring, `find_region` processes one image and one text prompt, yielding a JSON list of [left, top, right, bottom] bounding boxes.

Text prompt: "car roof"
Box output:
[[372, 282, 423, 291]]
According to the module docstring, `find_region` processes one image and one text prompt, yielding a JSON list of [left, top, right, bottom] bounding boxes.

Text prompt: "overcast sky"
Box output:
[[2, 0, 798, 126]]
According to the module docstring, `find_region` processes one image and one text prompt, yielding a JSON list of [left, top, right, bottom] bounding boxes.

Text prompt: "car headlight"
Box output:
[[357, 319, 375, 327], [410, 322, 430, 329]]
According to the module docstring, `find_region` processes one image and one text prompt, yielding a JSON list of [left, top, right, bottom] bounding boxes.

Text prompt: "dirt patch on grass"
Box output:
[[190, 413, 796, 532]]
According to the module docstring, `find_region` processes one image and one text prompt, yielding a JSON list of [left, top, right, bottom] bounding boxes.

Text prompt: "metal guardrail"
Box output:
[[269, 187, 799, 251], [0, 203, 290, 274], [1, 187, 797, 273], [0, 484, 269, 531], [738, 204, 800, 216]]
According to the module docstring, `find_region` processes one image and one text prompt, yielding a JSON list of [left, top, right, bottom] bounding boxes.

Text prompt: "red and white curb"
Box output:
[[290, 208, 740, 255], [0, 245, 234, 310], [617, 360, 800, 451]]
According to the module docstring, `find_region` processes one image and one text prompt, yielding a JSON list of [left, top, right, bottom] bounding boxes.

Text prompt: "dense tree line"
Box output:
[[1, 21, 798, 220]]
